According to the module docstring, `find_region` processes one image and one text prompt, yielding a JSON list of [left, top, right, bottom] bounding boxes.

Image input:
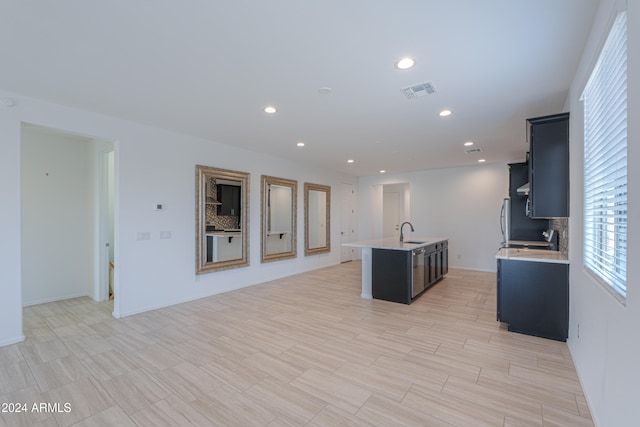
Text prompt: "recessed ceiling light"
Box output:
[[395, 57, 415, 70], [347, 159, 355, 163], [380, 170, 386, 174], [464, 141, 474, 146], [296, 142, 305, 147], [439, 109, 452, 117], [264, 106, 277, 114], [478, 159, 486, 163], [318, 87, 333, 95]]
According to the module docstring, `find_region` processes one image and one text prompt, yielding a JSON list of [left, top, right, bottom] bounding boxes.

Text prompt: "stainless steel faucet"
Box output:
[[399, 221, 414, 242]]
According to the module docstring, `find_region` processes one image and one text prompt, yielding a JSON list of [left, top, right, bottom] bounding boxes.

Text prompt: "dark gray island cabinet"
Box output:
[[496, 248, 569, 341], [372, 240, 448, 304]]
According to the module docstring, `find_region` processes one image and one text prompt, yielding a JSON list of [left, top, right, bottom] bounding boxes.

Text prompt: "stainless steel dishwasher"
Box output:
[[412, 247, 426, 298]]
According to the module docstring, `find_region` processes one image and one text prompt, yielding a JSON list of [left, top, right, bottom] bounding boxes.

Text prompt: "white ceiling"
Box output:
[[0, 0, 598, 176]]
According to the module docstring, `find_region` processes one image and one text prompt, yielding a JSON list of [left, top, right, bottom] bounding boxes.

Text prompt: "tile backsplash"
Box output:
[[550, 217, 568, 256], [205, 179, 239, 230]]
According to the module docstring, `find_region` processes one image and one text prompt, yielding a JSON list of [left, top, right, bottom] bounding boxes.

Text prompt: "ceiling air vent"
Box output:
[[465, 147, 483, 154], [400, 81, 438, 99]]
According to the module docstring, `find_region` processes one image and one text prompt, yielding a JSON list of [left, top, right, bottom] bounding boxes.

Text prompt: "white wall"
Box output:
[[21, 127, 93, 305], [0, 91, 356, 347], [0, 112, 24, 346], [565, 1, 640, 425], [358, 163, 509, 272]]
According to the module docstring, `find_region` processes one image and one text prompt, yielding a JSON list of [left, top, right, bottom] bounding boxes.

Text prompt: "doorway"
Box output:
[[383, 191, 400, 239], [340, 182, 356, 262], [97, 147, 115, 302], [382, 183, 409, 240], [20, 124, 116, 309]]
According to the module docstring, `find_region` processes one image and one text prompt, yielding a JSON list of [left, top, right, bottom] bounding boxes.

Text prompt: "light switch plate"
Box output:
[[136, 232, 151, 241]]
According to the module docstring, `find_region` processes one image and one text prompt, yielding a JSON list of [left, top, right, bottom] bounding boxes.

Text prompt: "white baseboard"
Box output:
[[22, 292, 88, 307], [0, 335, 25, 347]]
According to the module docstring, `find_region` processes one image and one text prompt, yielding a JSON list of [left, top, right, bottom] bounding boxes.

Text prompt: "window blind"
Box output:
[[582, 11, 627, 299]]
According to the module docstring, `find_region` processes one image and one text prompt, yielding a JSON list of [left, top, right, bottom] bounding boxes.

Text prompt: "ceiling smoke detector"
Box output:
[[400, 81, 438, 99], [465, 147, 483, 154]]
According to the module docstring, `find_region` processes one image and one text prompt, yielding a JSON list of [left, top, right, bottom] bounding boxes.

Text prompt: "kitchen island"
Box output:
[[342, 237, 448, 302]]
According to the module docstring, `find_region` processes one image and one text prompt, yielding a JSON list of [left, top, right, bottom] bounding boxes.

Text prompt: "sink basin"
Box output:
[[404, 240, 425, 244]]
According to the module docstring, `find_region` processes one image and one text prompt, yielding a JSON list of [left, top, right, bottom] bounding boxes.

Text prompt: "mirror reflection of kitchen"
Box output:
[[205, 177, 242, 262], [265, 183, 293, 256]]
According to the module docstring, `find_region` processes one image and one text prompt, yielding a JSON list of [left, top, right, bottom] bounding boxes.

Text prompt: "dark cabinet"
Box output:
[[372, 241, 448, 305], [497, 259, 569, 341], [528, 113, 570, 218], [427, 248, 438, 286], [509, 162, 549, 240], [440, 240, 448, 277], [206, 236, 213, 263], [372, 249, 412, 304], [426, 242, 447, 287], [217, 184, 241, 217]]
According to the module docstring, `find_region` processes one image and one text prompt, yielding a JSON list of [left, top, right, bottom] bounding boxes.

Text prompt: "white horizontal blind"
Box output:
[[582, 11, 627, 299]]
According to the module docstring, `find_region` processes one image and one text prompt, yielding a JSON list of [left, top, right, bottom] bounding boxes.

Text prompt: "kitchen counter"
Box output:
[[506, 240, 553, 248], [342, 237, 447, 251], [496, 247, 569, 264], [206, 231, 242, 237], [342, 237, 448, 299]]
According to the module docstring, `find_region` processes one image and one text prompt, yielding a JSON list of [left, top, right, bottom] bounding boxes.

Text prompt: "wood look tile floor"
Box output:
[[0, 263, 593, 426]]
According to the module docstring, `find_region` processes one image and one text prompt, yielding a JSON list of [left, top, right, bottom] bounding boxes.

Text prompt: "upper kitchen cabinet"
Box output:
[[528, 112, 570, 218], [217, 183, 241, 217], [509, 162, 549, 240]]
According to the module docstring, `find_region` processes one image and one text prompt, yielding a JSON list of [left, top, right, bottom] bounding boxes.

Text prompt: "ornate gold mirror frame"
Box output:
[[196, 165, 249, 274], [261, 175, 297, 263], [304, 182, 330, 256]]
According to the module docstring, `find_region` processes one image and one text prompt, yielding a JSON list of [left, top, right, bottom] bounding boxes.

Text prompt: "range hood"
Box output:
[[517, 182, 530, 195]]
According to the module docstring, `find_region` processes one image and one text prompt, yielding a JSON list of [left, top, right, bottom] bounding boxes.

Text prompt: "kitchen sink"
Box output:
[[404, 240, 425, 244]]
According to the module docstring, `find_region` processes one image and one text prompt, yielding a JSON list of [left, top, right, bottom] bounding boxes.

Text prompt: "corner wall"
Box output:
[[358, 162, 509, 272], [0, 91, 356, 346], [565, 0, 640, 425], [0, 115, 24, 346], [21, 127, 93, 306]]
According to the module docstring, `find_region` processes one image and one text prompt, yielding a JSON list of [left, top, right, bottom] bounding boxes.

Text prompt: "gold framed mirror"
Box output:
[[304, 182, 330, 256], [261, 175, 297, 263], [196, 165, 249, 274]]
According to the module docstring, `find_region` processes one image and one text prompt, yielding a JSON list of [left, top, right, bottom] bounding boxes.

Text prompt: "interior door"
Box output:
[[340, 182, 356, 262], [383, 191, 400, 239]]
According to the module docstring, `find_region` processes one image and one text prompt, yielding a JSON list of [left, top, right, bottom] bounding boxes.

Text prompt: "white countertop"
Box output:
[[342, 237, 447, 251], [496, 247, 569, 264], [206, 231, 242, 237], [507, 240, 553, 248]]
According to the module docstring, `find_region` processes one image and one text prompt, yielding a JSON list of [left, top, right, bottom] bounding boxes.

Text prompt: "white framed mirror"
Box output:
[[261, 175, 297, 263], [196, 165, 249, 274], [304, 182, 330, 256]]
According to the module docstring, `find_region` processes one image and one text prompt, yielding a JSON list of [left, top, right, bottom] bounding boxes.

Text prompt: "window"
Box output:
[[582, 11, 627, 300]]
